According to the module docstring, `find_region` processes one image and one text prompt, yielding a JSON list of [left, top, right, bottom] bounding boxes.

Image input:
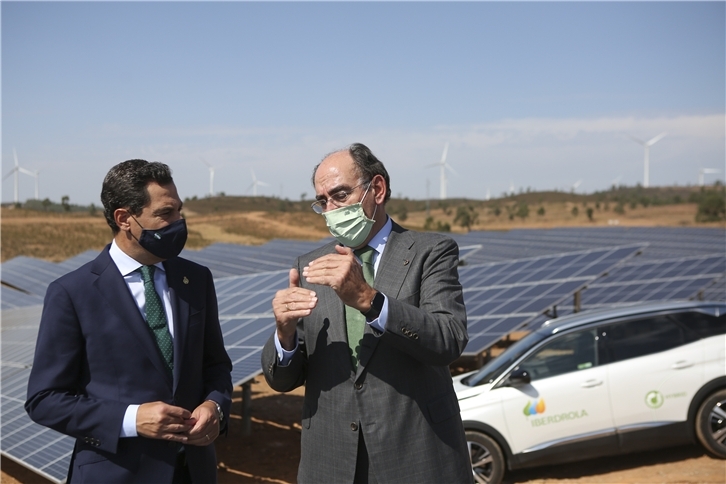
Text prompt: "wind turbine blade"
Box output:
[[13, 148, 19, 168], [18, 167, 35, 176], [258, 181, 270, 187], [627, 134, 645, 145], [440, 142, 449, 164], [3, 168, 17, 181], [444, 163, 458, 176], [646, 132, 667, 146]]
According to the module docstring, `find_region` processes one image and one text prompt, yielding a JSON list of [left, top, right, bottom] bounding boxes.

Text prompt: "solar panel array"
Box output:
[[459, 245, 644, 356], [1, 226, 724, 483]]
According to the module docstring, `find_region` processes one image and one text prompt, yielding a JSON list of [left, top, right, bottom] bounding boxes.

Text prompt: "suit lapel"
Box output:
[[356, 223, 415, 377], [91, 248, 172, 386], [164, 259, 191, 392]]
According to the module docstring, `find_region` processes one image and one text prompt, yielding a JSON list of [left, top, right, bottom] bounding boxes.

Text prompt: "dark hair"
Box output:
[[312, 143, 392, 203], [101, 159, 174, 233]]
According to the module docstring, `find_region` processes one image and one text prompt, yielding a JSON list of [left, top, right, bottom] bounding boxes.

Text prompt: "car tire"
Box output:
[[695, 388, 726, 458], [466, 430, 505, 484]]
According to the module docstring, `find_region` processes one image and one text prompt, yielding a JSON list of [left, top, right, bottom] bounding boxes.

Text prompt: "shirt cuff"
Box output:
[[274, 330, 298, 367], [366, 293, 389, 333], [120, 404, 139, 438]]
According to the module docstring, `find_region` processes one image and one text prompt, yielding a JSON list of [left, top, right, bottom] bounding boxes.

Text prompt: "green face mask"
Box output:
[[322, 185, 377, 247]]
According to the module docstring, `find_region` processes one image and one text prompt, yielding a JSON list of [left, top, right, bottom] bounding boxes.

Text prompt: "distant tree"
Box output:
[[300, 192, 307, 201], [42, 198, 51, 211], [586, 207, 594, 221], [436, 221, 451, 232], [614, 203, 625, 215], [423, 216, 434, 231], [629, 200, 637, 209], [537, 206, 545, 216], [397, 205, 408, 222], [695, 190, 726, 222], [571, 206, 579, 217], [454, 206, 478, 232], [516, 202, 529, 219], [490, 205, 502, 217], [61, 195, 71, 212], [89, 203, 97, 216]]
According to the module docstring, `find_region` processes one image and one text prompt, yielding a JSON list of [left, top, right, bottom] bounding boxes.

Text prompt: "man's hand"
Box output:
[[272, 268, 317, 350], [136, 401, 194, 442], [302, 245, 376, 312], [186, 401, 221, 446]]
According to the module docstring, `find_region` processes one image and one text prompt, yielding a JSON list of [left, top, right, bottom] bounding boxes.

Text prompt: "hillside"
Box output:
[[1, 185, 723, 262]]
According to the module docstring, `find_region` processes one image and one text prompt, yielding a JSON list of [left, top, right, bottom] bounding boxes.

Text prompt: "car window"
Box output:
[[602, 315, 686, 364], [516, 329, 598, 381], [670, 311, 726, 339]]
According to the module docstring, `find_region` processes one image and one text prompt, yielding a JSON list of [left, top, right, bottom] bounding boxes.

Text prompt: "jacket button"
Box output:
[[355, 383, 363, 390], [350, 422, 359, 431], [413, 334, 419, 339]]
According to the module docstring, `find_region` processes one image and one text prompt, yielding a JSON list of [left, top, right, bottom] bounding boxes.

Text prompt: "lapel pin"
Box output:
[[403, 260, 410, 266], [183, 277, 189, 285]]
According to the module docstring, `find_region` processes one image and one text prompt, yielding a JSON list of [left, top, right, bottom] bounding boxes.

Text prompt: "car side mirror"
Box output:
[[507, 368, 531, 386]]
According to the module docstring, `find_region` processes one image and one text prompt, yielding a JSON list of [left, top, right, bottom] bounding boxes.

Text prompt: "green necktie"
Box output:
[[138, 265, 173, 372], [345, 246, 376, 369]]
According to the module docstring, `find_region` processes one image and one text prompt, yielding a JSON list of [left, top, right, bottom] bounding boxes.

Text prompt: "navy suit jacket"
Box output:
[[26, 245, 233, 484]]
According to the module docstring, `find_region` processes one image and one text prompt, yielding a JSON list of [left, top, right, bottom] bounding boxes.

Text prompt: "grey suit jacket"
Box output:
[[262, 221, 472, 484]]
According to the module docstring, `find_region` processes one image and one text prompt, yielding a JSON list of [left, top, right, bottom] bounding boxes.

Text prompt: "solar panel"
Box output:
[[548, 254, 726, 316], [0, 257, 69, 296], [1, 287, 44, 310], [1, 305, 74, 484], [459, 245, 644, 356]]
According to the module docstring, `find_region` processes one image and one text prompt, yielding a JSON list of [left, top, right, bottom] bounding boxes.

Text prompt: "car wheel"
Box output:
[[466, 430, 505, 484], [695, 388, 726, 458]]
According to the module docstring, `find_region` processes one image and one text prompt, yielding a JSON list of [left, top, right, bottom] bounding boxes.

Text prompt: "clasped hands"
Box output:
[[136, 400, 220, 446], [273, 245, 377, 350]]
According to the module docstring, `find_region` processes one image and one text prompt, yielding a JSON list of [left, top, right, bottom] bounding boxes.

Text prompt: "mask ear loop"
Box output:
[[128, 214, 144, 243]]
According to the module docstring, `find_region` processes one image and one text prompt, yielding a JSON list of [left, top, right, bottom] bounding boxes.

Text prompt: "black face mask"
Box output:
[[131, 217, 188, 260]]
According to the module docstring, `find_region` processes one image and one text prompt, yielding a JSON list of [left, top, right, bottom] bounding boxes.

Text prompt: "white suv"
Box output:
[[454, 301, 726, 484]]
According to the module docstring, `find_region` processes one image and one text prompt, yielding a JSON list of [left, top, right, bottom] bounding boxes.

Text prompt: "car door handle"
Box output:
[[672, 360, 694, 369], [581, 379, 604, 388]]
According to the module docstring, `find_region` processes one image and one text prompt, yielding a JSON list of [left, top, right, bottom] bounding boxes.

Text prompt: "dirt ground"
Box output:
[[3, 376, 724, 484]]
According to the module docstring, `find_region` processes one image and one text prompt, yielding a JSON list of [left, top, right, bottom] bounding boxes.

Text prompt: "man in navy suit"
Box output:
[[26, 159, 233, 483]]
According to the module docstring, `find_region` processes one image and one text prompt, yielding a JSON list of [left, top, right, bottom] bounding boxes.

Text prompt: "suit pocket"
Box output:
[[427, 391, 460, 424]]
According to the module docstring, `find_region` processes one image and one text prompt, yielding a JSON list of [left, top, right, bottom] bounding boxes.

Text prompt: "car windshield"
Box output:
[[462, 329, 551, 386]]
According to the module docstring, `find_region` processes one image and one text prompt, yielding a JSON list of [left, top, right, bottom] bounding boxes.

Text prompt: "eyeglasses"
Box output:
[[311, 181, 371, 214]]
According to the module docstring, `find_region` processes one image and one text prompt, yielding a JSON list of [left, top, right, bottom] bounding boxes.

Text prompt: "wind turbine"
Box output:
[[3, 148, 38, 203], [426, 143, 457, 199], [248, 169, 269, 196], [202, 159, 215, 196], [699, 168, 720, 186], [628, 132, 667, 188], [571, 179, 583, 193]]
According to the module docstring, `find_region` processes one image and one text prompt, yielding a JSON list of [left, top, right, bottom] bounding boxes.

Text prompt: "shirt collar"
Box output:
[[109, 239, 165, 276], [366, 215, 392, 255]]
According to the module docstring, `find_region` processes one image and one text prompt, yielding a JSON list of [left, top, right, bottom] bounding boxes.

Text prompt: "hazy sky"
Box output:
[[3, 1, 725, 206]]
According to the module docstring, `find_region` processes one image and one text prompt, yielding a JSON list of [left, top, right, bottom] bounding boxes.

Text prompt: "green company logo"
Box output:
[[645, 390, 664, 409]]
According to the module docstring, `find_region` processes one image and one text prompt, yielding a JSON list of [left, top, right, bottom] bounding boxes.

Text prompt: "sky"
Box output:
[[3, 1, 725, 206]]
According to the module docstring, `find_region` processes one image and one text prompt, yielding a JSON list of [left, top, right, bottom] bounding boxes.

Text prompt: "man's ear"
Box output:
[[372, 175, 386, 204], [114, 208, 132, 232]]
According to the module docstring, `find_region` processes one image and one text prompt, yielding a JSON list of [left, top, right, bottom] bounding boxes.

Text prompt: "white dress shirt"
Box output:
[[109, 240, 175, 437]]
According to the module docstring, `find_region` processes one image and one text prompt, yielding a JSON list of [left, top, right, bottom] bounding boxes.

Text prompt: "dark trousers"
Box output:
[[354, 431, 377, 484], [172, 451, 192, 484]]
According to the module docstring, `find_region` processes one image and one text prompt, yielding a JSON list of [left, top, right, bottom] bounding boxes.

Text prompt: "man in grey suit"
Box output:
[[261, 143, 472, 483]]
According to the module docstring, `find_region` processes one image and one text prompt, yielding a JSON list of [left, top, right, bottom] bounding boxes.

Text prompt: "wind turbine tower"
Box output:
[[628, 132, 667, 188], [4, 149, 38, 203], [202, 160, 215, 197], [248, 169, 270, 196], [426, 143, 456, 199]]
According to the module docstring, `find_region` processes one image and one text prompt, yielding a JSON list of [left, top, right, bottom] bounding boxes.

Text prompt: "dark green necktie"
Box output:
[[138, 265, 173, 372], [345, 246, 376, 368]]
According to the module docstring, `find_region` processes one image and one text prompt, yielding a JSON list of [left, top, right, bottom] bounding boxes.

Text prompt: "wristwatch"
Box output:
[[362, 291, 385, 321], [206, 400, 224, 423]]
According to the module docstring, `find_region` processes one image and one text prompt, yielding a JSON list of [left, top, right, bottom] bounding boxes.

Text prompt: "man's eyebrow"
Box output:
[[317, 184, 352, 199]]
